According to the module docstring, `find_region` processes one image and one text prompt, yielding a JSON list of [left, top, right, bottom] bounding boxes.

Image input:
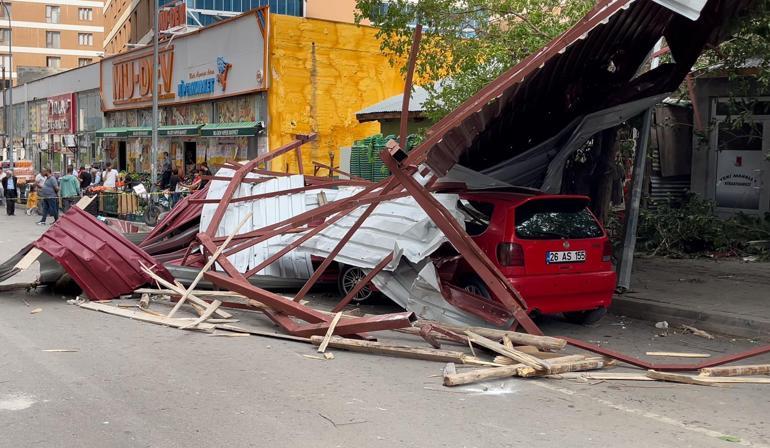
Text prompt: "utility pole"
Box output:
[[1, 0, 12, 172], [151, 0, 159, 186]]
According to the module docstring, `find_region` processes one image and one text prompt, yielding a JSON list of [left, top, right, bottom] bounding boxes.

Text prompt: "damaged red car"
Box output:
[[444, 191, 616, 324]]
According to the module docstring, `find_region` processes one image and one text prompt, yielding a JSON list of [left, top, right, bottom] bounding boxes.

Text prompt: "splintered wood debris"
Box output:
[[69, 286, 770, 391]]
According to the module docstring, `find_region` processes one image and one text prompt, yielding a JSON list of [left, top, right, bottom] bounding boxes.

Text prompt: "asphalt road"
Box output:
[[0, 289, 768, 448], [1, 209, 769, 447]]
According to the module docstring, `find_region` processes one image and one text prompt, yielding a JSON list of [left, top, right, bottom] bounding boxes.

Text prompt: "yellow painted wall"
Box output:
[[267, 14, 405, 174]]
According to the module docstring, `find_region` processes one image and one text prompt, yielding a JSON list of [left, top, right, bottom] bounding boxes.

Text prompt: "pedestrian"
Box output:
[[37, 168, 59, 225], [59, 165, 81, 212], [160, 152, 172, 189], [78, 165, 92, 190], [199, 162, 212, 188], [103, 162, 118, 188], [0, 170, 5, 207], [26, 183, 38, 216], [92, 167, 101, 186], [1, 169, 18, 216]]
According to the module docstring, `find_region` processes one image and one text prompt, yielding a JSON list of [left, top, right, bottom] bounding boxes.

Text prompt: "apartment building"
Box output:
[[0, 0, 105, 85], [103, 0, 360, 56]]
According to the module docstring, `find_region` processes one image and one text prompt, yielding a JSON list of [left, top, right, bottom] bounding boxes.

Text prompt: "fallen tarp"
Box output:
[[33, 207, 173, 300]]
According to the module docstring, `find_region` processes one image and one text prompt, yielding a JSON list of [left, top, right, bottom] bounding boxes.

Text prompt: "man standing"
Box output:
[[37, 168, 59, 225], [78, 166, 92, 190], [59, 165, 81, 212], [1, 170, 18, 215], [160, 152, 172, 189], [103, 162, 118, 189]]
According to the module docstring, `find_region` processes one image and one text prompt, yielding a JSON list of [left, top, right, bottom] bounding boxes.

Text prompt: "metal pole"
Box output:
[[1, 0, 11, 172], [617, 108, 653, 290], [151, 0, 159, 186]]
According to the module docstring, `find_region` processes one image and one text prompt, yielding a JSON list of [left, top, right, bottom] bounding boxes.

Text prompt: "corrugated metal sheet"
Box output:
[[411, 0, 756, 177], [33, 207, 173, 300]]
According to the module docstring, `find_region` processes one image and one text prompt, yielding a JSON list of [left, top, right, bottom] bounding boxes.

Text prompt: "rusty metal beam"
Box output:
[[400, 24, 422, 149], [188, 180, 363, 204], [563, 337, 770, 372], [379, 148, 542, 335], [291, 312, 416, 337], [204, 134, 315, 237]]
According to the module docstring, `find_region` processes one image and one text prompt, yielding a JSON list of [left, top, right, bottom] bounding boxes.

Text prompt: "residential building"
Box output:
[[103, 0, 360, 56], [0, 0, 105, 85]]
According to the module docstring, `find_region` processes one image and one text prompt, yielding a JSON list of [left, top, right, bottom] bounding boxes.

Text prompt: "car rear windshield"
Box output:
[[515, 199, 603, 240]]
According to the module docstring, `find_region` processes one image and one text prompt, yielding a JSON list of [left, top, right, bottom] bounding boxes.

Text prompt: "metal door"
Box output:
[[715, 119, 770, 213]]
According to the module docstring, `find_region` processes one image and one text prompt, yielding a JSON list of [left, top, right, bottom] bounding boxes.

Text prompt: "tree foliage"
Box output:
[[355, 0, 593, 121]]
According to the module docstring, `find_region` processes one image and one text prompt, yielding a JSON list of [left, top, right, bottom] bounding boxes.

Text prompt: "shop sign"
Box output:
[[47, 93, 76, 134], [159, 2, 186, 33], [101, 12, 266, 111]]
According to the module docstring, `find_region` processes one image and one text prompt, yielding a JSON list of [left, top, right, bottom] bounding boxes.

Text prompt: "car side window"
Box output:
[[457, 199, 495, 236]]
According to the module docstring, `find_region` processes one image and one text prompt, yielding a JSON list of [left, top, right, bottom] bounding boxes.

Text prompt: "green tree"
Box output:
[[355, 0, 594, 121]]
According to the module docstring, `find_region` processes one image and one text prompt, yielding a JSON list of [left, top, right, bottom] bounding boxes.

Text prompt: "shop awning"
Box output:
[[158, 124, 203, 136], [200, 122, 262, 137], [95, 127, 129, 138], [126, 127, 152, 137]]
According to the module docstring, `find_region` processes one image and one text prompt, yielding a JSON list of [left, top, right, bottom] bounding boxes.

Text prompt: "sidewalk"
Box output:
[[612, 256, 770, 340]]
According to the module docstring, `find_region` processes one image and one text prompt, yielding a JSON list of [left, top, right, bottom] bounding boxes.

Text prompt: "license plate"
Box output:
[[546, 250, 586, 264]]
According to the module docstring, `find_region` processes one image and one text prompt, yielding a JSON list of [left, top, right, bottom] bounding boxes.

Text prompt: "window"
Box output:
[[46, 56, 61, 69], [457, 199, 494, 236], [45, 5, 61, 24], [78, 58, 92, 67], [515, 199, 603, 240], [717, 122, 764, 152], [0, 3, 10, 18], [78, 7, 93, 21], [0, 29, 9, 44], [78, 33, 93, 46], [46, 31, 60, 48]]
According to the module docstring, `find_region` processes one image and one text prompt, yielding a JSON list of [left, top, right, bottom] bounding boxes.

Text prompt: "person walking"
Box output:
[[59, 165, 81, 212], [25, 183, 38, 216], [103, 162, 118, 189], [1, 170, 18, 216], [160, 152, 172, 189], [37, 168, 60, 225]]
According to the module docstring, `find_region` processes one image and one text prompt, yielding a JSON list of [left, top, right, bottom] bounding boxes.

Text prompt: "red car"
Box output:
[[445, 191, 616, 324]]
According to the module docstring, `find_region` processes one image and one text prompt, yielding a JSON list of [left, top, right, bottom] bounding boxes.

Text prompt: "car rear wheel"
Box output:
[[564, 307, 607, 325], [459, 275, 491, 300], [338, 265, 374, 303]]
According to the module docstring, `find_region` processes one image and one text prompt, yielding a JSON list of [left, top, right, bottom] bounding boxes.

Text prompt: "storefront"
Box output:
[[97, 10, 268, 176]]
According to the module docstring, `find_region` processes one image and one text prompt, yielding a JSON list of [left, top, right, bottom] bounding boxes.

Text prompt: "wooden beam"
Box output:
[[79, 301, 215, 332], [443, 354, 586, 387], [309, 335, 485, 364], [179, 299, 223, 330], [413, 321, 565, 351], [516, 358, 605, 378], [647, 370, 716, 386], [465, 331, 550, 370], [317, 312, 343, 353], [699, 364, 770, 377], [139, 264, 233, 319], [168, 212, 252, 318]]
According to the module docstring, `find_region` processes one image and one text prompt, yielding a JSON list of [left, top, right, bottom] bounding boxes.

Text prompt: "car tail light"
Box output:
[[602, 240, 612, 262], [497, 242, 524, 267]]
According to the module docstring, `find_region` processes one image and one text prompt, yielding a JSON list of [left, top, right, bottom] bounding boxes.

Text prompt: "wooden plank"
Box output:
[[647, 370, 715, 386], [548, 372, 654, 381], [138, 293, 150, 309], [465, 331, 550, 370], [699, 364, 770, 377], [414, 320, 566, 351], [309, 335, 483, 364], [317, 312, 343, 353], [646, 352, 711, 358], [443, 354, 586, 387], [79, 301, 215, 332], [215, 324, 311, 343], [517, 358, 605, 378], [139, 264, 233, 319], [135, 288, 250, 299], [168, 212, 252, 318], [179, 299, 223, 330], [14, 248, 43, 271]]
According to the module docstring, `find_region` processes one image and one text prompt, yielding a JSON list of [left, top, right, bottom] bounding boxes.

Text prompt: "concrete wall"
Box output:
[[267, 14, 404, 173]]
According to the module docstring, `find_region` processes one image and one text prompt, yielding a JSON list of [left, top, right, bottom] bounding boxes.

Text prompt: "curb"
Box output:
[[611, 295, 770, 340]]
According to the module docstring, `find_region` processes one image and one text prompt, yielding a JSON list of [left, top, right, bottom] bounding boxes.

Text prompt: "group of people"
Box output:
[[160, 152, 212, 197]]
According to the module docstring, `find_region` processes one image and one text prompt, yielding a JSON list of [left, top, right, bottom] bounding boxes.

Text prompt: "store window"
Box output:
[[46, 5, 61, 24], [46, 31, 61, 49], [78, 58, 92, 67], [46, 56, 61, 68]]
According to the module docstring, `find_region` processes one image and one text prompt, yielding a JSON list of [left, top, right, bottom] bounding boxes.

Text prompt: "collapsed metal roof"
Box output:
[[407, 0, 757, 176]]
